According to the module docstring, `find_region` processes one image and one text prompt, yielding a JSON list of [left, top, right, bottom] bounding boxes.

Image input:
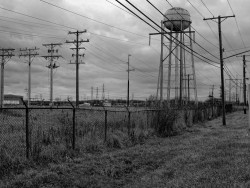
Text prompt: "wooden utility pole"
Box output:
[[96, 87, 98, 100], [66, 30, 89, 107], [158, 21, 164, 104], [0, 48, 15, 108], [236, 55, 250, 113], [19, 47, 39, 107], [187, 74, 190, 102], [102, 84, 105, 100], [127, 54, 134, 107], [91, 86, 93, 100], [204, 15, 235, 126], [243, 55, 247, 113], [42, 43, 62, 106]]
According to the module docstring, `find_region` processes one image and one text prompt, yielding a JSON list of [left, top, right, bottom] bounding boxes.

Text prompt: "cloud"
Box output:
[[0, 0, 249, 102]]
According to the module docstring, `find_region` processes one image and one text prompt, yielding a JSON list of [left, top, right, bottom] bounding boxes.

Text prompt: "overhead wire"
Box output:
[[116, 0, 220, 68], [193, 0, 241, 80], [226, 0, 246, 48], [40, 0, 220, 66], [162, 0, 220, 59], [39, 0, 152, 39]]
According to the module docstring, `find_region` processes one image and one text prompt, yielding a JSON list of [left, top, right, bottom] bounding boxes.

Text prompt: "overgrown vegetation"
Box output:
[[1, 111, 249, 187], [1, 103, 240, 187], [155, 108, 178, 137]]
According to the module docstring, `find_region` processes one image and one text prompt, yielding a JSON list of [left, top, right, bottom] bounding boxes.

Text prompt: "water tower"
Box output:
[[154, 7, 197, 106]]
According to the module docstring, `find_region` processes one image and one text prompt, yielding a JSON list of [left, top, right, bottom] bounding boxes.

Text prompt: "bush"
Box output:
[[155, 108, 178, 137], [105, 131, 125, 149]]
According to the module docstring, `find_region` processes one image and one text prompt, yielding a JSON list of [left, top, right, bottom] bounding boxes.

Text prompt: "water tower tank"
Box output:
[[164, 7, 191, 31]]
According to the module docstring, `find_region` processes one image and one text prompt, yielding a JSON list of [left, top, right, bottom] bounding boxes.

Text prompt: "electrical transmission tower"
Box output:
[[42, 43, 62, 106], [66, 30, 89, 107], [19, 47, 39, 107], [0, 48, 15, 108]]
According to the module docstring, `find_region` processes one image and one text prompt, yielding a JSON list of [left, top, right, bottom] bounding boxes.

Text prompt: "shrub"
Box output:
[[105, 131, 125, 149], [154, 108, 177, 137]]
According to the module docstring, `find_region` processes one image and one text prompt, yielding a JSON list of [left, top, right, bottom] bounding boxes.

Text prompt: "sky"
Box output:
[[0, 0, 250, 102]]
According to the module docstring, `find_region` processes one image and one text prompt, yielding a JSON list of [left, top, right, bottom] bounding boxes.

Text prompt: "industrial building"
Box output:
[[3, 94, 23, 105]]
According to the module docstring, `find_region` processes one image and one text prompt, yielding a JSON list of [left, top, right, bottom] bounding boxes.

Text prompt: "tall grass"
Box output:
[[154, 107, 178, 137]]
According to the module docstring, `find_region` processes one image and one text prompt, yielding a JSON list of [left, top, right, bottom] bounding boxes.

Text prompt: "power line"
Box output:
[[0, 28, 66, 40], [39, 0, 151, 39], [186, 0, 219, 47], [0, 6, 75, 30], [163, 0, 220, 60], [0, 15, 69, 32], [0, 3, 160, 49], [226, 0, 246, 48], [118, 0, 220, 67], [192, 0, 240, 80], [200, 0, 214, 17]]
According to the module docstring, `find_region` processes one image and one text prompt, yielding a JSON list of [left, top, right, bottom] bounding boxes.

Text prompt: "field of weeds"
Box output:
[[0, 107, 160, 162], [1, 110, 250, 187]]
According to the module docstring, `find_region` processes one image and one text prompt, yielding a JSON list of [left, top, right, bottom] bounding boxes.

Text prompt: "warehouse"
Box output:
[[3, 94, 23, 105]]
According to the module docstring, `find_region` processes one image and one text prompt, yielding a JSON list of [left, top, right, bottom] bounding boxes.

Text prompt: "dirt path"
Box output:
[[3, 111, 250, 187]]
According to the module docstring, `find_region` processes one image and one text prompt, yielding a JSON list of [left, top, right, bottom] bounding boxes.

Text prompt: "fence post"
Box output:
[[128, 111, 131, 136], [68, 100, 76, 150], [72, 108, 76, 150], [21, 99, 30, 159], [104, 110, 107, 142]]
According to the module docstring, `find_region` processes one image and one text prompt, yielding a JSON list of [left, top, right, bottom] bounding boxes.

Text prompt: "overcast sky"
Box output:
[[0, 0, 249, 102]]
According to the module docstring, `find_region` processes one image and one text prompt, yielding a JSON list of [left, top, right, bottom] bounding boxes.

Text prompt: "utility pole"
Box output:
[[102, 83, 105, 100], [243, 55, 247, 114], [19, 47, 39, 107], [236, 76, 238, 103], [157, 21, 164, 104], [0, 48, 15, 108], [209, 84, 215, 116], [66, 30, 89, 107], [42, 43, 62, 106], [210, 85, 215, 99], [211, 85, 215, 106], [204, 15, 235, 126], [96, 87, 98, 100], [127, 54, 134, 107], [91, 86, 93, 100], [237, 55, 250, 114], [187, 74, 190, 103]]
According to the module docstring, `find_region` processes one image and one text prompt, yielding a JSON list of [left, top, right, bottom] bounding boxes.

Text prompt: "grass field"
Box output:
[[0, 107, 157, 161], [1, 110, 249, 187]]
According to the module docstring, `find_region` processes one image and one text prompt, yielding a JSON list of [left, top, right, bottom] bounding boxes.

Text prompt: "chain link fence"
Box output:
[[0, 104, 238, 160], [0, 107, 160, 160], [0, 108, 26, 160]]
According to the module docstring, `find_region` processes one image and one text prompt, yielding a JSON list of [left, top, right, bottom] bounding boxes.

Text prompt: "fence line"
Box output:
[[0, 104, 238, 160]]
